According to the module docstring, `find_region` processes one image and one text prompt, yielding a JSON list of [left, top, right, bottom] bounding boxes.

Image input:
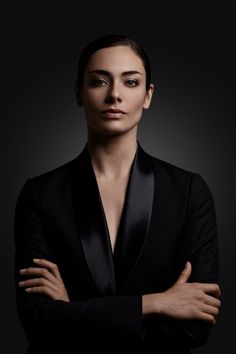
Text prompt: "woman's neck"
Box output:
[[86, 129, 138, 179]]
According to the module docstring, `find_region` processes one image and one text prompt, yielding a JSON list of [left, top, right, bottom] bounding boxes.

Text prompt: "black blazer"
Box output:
[[14, 141, 219, 353]]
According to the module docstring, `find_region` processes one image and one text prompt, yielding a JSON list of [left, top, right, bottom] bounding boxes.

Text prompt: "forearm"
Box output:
[[142, 293, 212, 348], [141, 260, 220, 349], [17, 289, 143, 343], [142, 293, 163, 316]]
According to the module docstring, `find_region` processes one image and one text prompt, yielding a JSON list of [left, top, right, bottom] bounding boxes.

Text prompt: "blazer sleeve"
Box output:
[[143, 173, 220, 348], [14, 179, 143, 346], [180, 172, 219, 346]]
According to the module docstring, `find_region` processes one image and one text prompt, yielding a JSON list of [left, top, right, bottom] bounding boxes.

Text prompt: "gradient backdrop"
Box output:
[[1, 1, 235, 353]]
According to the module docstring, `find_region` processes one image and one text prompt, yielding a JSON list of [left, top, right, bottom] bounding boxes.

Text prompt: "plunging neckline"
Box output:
[[71, 140, 155, 292], [88, 146, 139, 257]]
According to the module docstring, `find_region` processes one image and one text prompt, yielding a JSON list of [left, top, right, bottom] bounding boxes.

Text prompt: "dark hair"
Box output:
[[77, 34, 152, 91]]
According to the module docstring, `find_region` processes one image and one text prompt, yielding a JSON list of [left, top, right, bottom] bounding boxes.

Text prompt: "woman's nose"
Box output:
[[105, 82, 122, 103]]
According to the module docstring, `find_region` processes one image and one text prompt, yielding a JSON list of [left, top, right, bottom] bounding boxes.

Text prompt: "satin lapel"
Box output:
[[70, 145, 116, 295], [113, 142, 155, 285]]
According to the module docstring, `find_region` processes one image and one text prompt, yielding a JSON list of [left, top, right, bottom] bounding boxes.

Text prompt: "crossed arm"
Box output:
[[15, 175, 221, 348], [18, 258, 221, 324]]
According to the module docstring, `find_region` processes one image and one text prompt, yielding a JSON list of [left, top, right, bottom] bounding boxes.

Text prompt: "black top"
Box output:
[[14, 141, 219, 353]]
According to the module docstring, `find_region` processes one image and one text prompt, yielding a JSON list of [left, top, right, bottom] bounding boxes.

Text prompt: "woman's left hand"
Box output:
[[18, 259, 70, 302]]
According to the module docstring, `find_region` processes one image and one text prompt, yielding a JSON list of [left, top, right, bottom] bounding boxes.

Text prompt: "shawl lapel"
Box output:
[[70, 145, 116, 295], [113, 142, 154, 285], [70, 141, 154, 294]]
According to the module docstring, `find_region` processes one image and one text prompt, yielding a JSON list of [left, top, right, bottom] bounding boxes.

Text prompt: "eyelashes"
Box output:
[[89, 78, 140, 88], [125, 79, 139, 87], [90, 79, 107, 87]]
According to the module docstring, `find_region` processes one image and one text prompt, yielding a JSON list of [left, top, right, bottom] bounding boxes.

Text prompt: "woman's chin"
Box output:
[[88, 121, 139, 136]]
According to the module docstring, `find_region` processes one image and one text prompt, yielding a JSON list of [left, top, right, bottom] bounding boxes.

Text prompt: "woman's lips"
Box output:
[[101, 109, 126, 118]]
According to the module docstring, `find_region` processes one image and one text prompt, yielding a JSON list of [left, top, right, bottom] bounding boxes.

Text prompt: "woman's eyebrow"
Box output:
[[122, 70, 143, 76], [89, 70, 143, 77]]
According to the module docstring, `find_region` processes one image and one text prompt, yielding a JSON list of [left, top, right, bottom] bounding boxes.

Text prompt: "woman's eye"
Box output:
[[126, 79, 139, 87], [90, 79, 107, 87]]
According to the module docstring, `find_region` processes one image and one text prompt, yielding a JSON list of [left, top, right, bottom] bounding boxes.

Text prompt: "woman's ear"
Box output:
[[74, 81, 84, 107], [143, 83, 154, 110]]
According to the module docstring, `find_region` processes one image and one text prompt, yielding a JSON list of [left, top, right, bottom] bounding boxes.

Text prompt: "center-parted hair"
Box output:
[[77, 34, 152, 91]]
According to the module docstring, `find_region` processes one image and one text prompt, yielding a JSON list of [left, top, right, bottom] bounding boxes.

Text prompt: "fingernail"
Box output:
[[33, 259, 40, 262], [19, 269, 26, 274], [25, 288, 31, 292], [18, 281, 25, 286]]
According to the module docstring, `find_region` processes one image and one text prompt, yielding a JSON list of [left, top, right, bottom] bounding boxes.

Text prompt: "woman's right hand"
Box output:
[[18, 258, 70, 302], [142, 262, 221, 324]]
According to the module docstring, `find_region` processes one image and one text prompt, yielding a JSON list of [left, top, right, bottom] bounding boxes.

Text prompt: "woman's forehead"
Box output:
[[85, 46, 145, 74]]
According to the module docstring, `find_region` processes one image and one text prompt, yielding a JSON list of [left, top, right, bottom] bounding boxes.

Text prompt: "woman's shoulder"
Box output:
[[32, 158, 74, 182], [152, 154, 193, 174], [19, 156, 78, 197], [144, 147, 196, 179], [143, 148, 211, 194]]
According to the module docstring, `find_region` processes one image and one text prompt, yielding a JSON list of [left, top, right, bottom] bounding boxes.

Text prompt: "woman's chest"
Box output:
[[96, 175, 130, 254]]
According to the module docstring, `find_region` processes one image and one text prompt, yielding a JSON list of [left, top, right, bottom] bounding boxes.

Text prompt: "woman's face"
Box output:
[[78, 45, 154, 135]]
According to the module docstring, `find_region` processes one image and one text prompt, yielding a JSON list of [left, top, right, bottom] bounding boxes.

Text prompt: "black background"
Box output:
[[1, 1, 235, 353]]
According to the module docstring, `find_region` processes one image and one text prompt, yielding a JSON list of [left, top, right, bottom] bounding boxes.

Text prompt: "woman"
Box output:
[[14, 34, 221, 353]]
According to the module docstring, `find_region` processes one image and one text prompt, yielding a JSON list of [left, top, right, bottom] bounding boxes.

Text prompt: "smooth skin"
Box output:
[[18, 45, 221, 324]]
